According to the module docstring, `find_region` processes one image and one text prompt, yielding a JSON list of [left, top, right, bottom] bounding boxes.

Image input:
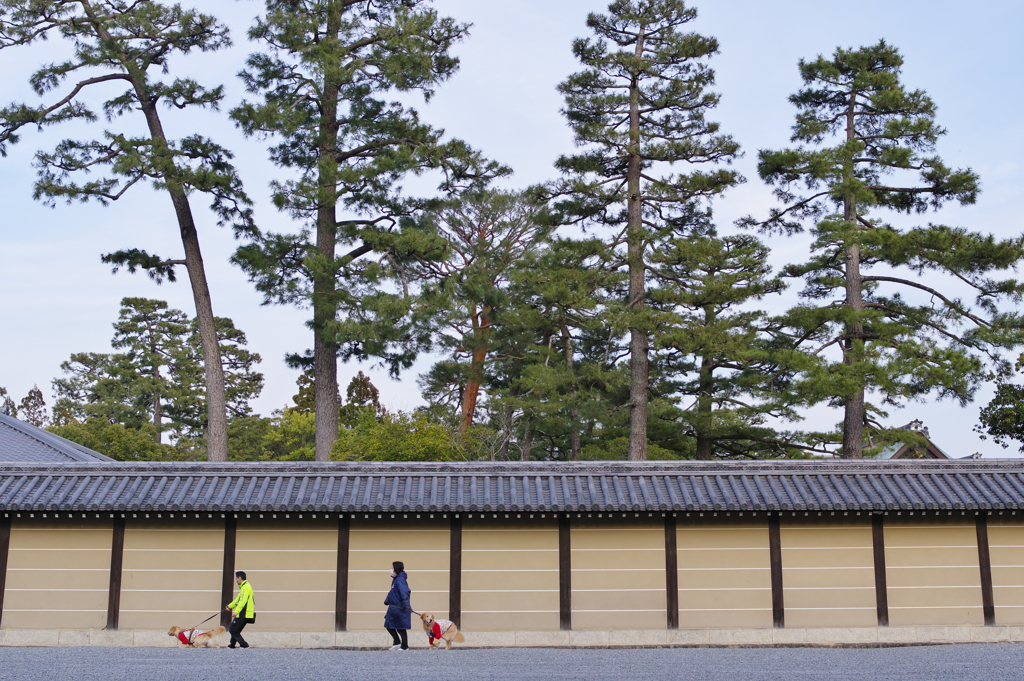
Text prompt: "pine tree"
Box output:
[[555, 0, 740, 459], [231, 0, 497, 460], [52, 298, 262, 444], [414, 189, 550, 433], [650, 231, 807, 459], [742, 41, 1024, 458], [0, 386, 16, 417], [18, 385, 48, 427], [0, 0, 252, 460]]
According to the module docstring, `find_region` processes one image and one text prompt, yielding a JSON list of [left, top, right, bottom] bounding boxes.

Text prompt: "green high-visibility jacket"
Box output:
[[228, 580, 255, 619]]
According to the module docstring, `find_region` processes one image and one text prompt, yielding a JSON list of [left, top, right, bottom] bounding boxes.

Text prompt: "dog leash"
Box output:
[[186, 613, 222, 645]]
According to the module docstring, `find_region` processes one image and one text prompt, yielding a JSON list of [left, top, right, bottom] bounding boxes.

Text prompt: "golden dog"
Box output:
[[168, 625, 226, 648], [420, 612, 465, 650]]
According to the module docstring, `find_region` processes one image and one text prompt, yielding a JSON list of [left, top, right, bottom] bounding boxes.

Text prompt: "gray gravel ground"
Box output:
[[2, 644, 1024, 681]]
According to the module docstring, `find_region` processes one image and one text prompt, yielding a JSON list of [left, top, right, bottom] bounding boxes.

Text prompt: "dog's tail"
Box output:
[[453, 632, 465, 643], [209, 626, 226, 636]]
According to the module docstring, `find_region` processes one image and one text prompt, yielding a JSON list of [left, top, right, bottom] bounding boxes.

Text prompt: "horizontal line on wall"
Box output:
[[350, 570, 448, 574], [464, 549, 557, 553], [679, 608, 772, 613], [783, 607, 875, 611], [571, 569, 664, 572], [887, 586, 982, 589], [571, 549, 662, 552], [462, 610, 558, 614], [236, 550, 335, 554], [349, 590, 448, 594], [7, 568, 108, 572], [227, 570, 334, 574], [3, 609, 106, 613], [9, 548, 108, 551], [572, 609, 664, 613], [463, 589, 558, 593], [571, 589, 663, 593], [350, 530, 448, 534], [4, 588, 108, 592], [781, 567, 873, 571], [678, 588, 771, 592], [232, 611, 334, 615], [119, 565, 220, 569], [886, 545, 976, 549], [782, 587, 874, 591], [886, 566, 980, 570], [349, 549, 447, 552], [237, 530, 334, 533], [888, 606, 981, 610], [125, 549, 221, 553], [678, 548, 767, 552], [462, 569, 557, 573]]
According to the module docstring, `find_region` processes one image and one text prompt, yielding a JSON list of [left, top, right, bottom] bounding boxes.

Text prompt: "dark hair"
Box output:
[[392, 561, 404, 574], [235, 571, 246, 580]]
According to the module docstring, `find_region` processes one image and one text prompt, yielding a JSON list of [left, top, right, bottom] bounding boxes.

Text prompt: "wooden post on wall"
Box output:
[[976, 513, 996, 626], [449, 514, 463, 628], [559, 514, 571, 631], [0, 515, 11, 629], [221, 515, 237, 628], [871, 514, 889, 626], [106, 515, 125, 630], [335, 515, 350, 631], [664, 515, 679, 629], [768, 514, 784, 629]]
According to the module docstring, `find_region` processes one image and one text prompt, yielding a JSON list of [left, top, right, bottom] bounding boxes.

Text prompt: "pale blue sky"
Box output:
[[1, 0, 1022, 456]]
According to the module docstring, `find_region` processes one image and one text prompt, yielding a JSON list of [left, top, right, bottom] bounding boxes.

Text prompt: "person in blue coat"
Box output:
[[384, 561, 412, 650]]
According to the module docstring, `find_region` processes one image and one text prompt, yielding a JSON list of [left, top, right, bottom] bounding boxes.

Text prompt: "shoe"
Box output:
[[389, 644, 402, 651]]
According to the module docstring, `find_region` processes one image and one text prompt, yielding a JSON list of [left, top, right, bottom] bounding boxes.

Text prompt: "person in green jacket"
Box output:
[[225, 571, 255, 649]]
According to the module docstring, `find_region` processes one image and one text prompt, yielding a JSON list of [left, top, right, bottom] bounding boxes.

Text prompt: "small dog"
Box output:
[[168, 625, 226, 648], [420, 612, 465, 650]]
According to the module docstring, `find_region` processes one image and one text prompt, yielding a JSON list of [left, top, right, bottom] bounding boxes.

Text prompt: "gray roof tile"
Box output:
[[2, 459, 1024, 513], [0, 414, 115, 463]]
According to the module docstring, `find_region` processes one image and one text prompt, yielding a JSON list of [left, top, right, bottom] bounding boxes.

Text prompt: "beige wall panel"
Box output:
[[3, 519, 111, 630], [885, 521, 983, 626], [678, 523, 772, 629], [988, 521, 1024, 624], [572, 522, 665, 631], [234, 518, 337, 632], [463, 520, 559, 633], [348, 517, 449, 631], [781, 523, 875, 628], [119, 518, 223, 630]]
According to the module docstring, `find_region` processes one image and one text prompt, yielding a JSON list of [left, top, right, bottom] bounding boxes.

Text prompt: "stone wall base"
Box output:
[[1, 626, 1022, 648]]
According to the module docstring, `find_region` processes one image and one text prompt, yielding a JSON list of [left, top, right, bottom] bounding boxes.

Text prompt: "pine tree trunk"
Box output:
[[520, 425, 534, 462], [842, 90, 865, 459], [561, 320, 581, 460], [313, 1, 343, 462], [695, 353, 714, 460], [134, 97, 227, 461], [626, 29, 649, 462], [460, 307, 491, 434]]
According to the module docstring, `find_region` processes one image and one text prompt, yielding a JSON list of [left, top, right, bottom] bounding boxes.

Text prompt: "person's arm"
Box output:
[[225, 591, 239, 613]]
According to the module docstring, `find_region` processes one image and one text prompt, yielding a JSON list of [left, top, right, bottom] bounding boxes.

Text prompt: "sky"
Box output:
[[1, 0, 1023, 457]]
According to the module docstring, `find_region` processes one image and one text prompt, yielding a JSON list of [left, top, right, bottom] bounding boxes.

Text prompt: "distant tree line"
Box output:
[[3, 0, 1024, 461]]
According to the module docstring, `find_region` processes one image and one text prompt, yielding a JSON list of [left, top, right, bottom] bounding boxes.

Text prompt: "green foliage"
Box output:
[[332, 411, 458, 462], [976, 355, 1024, 452], [743, 40, 1024, 456], [0, 386, 15, 417], [555, 0, 741, 459], [49, 420, 174, 461], [53, 298, 263, 444], [17, 385, 47, 427]]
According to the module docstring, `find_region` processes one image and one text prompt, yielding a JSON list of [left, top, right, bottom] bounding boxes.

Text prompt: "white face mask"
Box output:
[[390, 570, 397, 577]]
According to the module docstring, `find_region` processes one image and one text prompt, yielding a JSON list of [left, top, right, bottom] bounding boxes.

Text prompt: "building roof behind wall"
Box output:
[[0, 413, 116, 463], [2, 459, 1024, 514]]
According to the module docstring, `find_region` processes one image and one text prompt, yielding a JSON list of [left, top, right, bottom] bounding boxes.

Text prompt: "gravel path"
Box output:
[[2, 644, 1023, 681]]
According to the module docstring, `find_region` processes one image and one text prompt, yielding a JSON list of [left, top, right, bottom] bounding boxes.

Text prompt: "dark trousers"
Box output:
[[229, 616, 250, 648], [386, 628, 408, 649]]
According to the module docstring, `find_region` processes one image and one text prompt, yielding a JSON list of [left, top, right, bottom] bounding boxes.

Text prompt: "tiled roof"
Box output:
[[1, 460, 1023, 513], [0, 414, 115, 463]]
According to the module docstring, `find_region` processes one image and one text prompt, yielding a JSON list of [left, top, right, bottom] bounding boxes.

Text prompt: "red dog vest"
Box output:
[[427, 619, 454, 645], [177, 629, 206, 645]]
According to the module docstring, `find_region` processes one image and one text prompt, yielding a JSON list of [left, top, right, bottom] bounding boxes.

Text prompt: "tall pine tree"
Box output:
[[556, 0, 740, 460], [742, 41, 1024, 457], [0, 0, 253, 460], [231, 0, 497, 460]]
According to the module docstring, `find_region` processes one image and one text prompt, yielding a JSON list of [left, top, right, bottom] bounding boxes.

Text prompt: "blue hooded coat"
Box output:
[[383, 571, 412, 629]]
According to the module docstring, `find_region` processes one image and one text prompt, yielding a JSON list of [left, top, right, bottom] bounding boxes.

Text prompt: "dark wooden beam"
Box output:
[[976, 513, 996, 626], [220, 515, 237, 628], [335, 515, 350, 632], [559, 514, 571, 631], [768, 514, 784, 629], [0, 515, 11, 629], [449, 514, 462, 628], [106, 515, 125, 630], [664, 515, 679, 629], [872, 514, 889, 627]]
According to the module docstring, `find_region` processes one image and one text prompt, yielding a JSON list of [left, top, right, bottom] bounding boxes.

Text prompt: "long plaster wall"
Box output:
[[0, 511, 1017, 634]]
